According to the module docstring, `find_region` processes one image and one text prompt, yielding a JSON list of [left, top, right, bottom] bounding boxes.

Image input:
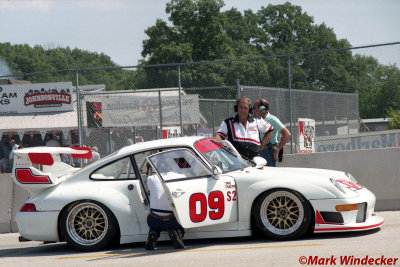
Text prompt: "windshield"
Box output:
[[194, 138, 249, 173]]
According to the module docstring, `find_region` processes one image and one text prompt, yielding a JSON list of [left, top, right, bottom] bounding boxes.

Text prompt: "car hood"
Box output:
[[230, 166, 362, 198]]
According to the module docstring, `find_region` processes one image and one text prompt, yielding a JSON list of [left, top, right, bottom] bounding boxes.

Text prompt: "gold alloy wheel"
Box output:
[[66, 202, 109, 246], [259, 191, 304, 235]]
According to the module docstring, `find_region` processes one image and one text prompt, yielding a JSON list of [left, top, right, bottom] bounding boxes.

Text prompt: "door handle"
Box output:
[[172, 188, 186, 197]]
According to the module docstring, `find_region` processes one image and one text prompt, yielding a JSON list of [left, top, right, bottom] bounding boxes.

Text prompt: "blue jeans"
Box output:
[[259, 147, 276, 167]]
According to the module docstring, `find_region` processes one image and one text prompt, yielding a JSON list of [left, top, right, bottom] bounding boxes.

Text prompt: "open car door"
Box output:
[[147, 148, 238, 229]]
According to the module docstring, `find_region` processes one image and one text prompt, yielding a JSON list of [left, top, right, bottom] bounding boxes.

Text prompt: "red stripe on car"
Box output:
[[15, 169, 52, 184], [314, 221, 384, 232], [71, 147, 92, 159], [195, 139, 223, 153], [28, 153, 54, 165]]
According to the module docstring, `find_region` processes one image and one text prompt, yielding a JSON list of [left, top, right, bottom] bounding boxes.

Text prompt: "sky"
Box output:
[[0, 0, 399, 68]]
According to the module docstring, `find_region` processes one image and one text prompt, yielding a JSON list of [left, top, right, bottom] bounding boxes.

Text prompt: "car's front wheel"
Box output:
[[254, 189, 313, 240], [60, 200, 119, 251]]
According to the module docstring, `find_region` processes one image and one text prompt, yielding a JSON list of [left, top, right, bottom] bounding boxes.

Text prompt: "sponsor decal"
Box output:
[[298, 118, 315, 153], [336, 179, 363, 190], [24, 92, 71, 107]]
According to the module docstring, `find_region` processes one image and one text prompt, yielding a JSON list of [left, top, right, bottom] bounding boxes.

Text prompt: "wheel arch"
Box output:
[[238, 179, 328, 230], [57, 199, 121, 244], [250, 187, 316, 239], [250, 187, 316, 234]]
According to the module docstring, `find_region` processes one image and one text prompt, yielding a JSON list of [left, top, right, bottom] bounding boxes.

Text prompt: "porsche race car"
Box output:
[[12, 137, 384, 251]]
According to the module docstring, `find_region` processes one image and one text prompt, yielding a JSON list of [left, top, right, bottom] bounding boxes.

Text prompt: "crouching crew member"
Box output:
[[145, 170, 185, 250]]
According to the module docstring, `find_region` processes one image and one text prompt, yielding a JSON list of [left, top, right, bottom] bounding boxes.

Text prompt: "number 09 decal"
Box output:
[[189, 191, 225, 222]]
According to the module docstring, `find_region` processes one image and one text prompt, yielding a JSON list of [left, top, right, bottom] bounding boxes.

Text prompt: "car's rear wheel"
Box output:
[[254, 189, 312, 240], [60, 200, 118, 251]]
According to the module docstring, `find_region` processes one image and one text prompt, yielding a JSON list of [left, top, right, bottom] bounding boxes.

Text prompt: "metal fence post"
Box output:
[[75, 70, 85, 166], [76, 70, 83, 148], [236, 79, 241, 98], [178, 64, 183, 136], [158, 89, 163, 138], [108, 128, 112, 153], [212, 100, 216, 136], [288, 56, 294, 154]]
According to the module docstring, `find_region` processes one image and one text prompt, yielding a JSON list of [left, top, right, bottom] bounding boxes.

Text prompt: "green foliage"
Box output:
[[140, 0, 400, 120], [1, 0, 399, 121], [387, 109, 400, 130], [0, 42, 132, 90]]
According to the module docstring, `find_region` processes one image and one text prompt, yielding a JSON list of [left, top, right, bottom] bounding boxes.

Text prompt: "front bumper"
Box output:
[[16, 211, 60, 242], [310, 187, 384, 233]]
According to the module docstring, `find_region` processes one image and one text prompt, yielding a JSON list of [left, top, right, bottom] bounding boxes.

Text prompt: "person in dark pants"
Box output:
[[253, 99, 291, 167], [145, 169, 185, 250]]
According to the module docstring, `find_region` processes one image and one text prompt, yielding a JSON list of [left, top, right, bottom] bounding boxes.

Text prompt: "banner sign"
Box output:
[[316, 130, 400, 152], [298, 118, 315, 153], [0, 82, 73, 113], [89, 94, 200, 127]]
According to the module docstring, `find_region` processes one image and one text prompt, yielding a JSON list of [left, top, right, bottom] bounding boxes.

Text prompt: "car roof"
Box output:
[[118, 136, 205, 155]]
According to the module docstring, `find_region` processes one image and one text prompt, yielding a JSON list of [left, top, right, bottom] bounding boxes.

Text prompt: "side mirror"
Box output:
[[253, 156, 267, 168], [211, 165, 222, 180]]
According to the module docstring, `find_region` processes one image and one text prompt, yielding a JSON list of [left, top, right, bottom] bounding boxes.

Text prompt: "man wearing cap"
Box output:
[[253, 99, 291, 167]]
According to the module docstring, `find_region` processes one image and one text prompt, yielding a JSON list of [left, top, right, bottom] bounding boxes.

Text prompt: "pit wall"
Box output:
[[279, 147, 400, 211]]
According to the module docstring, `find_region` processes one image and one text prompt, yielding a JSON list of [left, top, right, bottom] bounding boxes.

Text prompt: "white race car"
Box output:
[[12, 137, 383, 251]]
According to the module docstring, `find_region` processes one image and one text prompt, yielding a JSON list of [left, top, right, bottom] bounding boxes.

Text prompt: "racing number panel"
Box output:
[[147, 149, 239, 229]]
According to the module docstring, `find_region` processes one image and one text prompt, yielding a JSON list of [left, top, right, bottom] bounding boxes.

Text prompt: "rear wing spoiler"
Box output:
[[12, 147, 92, 196], [14, 146, 92, 166]]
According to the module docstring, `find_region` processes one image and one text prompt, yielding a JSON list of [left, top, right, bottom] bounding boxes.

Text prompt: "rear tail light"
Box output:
[[20, 203, 37, 212]]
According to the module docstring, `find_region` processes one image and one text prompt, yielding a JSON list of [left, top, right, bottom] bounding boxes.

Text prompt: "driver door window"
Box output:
[[91, 156, 135, 180], [148, 149, 212, 181]]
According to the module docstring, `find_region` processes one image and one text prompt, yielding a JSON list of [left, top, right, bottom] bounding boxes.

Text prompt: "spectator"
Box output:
[[61, 145, 73, 166], [0, 141, 8, 173], [46, 135, 61, 147], [214, 97, 274, 160], [8, 140, 19, 172], [70, 144, 81, 168], [89, 146, 101, 163], [253, 99, 291, 167], [8, 140, 19, 160]]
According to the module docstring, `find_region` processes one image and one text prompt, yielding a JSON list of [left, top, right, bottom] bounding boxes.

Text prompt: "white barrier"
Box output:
[[279, 147, 400, 211], [0, 174, 13, 233]]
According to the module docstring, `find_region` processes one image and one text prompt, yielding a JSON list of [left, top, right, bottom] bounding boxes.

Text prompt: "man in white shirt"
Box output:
[[145, 162, 185, 250], [214, 97, 274, 160], [8, 140, 19, 160]]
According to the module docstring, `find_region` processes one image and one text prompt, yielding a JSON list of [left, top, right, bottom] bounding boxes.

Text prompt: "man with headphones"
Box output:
[[253, 98, 291, 167], [214, 97, 274, 160]]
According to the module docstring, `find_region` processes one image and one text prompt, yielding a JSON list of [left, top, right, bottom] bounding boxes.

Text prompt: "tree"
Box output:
[[0, 42, 130, 90], [387, 109, 400, 130]]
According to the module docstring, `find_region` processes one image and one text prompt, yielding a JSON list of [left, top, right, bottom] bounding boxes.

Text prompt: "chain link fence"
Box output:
[[1, 42, 400, 172]]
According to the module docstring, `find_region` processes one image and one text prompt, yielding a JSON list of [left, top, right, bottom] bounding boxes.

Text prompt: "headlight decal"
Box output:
[[345, 172, 359, 183], [330, 178, 346, 194], [336, 179, 363, 191]]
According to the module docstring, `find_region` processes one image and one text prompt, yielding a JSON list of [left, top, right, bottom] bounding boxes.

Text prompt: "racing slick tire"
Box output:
[[254, 189, 313, 240], [60, 200, 119, 251]]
